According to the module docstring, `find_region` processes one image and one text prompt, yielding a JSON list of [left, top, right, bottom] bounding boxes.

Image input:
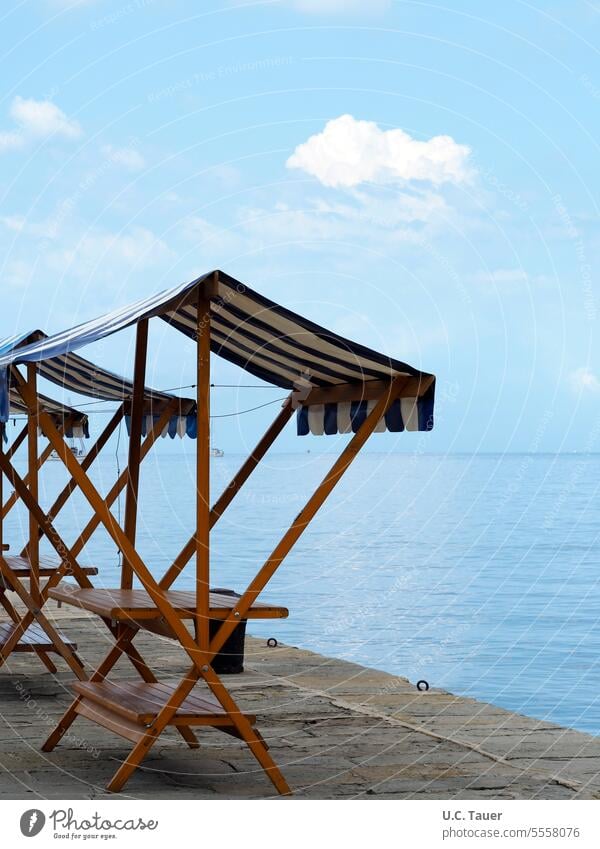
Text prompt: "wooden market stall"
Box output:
[[0, 270, 435, 794], [0, 329, 196, 678], [0, 331, 94, 673]]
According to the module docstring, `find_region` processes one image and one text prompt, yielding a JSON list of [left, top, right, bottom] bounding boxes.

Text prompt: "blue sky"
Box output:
[[1, 0, 599, 453]]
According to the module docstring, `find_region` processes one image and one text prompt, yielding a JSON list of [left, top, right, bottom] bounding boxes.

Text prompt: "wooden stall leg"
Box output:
[[0, 589, 19, 621], [34, 651, 57, 674], [176, 726, 201, 749], [43, 625, 200, 751], [116, 629, 200, 750], [42, 697, 82, 751], [0, 562, 85, 679], [106, 670, 200, 792], [160, 397, 293, 590], [0, 586, 57, 673], [202, 665, 291, 795]]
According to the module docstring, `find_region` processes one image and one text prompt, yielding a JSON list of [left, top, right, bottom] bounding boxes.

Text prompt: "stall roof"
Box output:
[[1, 332, 89, 437], [0, 329, 196, 438], [7, 388, 89, 438], [0, 271, 435, 435]]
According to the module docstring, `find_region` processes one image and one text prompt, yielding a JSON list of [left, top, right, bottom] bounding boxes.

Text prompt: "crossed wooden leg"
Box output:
[[201, 664, 290, 796], [44, 639, 287, 793], [42, 623, 199, 755], [104, 664, 289, 795], [0, 560, 86, 679], [0, 587, 57, 673]]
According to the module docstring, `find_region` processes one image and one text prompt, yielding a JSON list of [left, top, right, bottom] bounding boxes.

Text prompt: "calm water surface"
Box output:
[[4, 451, 599, 735]]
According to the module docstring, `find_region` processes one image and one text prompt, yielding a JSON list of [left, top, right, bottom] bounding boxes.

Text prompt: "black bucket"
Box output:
[[209, 588, 247, 674]]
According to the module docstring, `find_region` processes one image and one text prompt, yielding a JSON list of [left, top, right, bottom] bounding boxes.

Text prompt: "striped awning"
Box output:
[[1, 332, 89, 438], [0, 330, 196, 439], [7, 388, 89, 438], [0, 271, 435, 436]]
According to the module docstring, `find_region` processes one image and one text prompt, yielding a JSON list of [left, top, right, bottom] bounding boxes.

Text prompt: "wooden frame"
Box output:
[[0, 400, 90, 677], [31, 285, 424, 794], [0, 378, 182, 680], [0, 369, 95, 674]]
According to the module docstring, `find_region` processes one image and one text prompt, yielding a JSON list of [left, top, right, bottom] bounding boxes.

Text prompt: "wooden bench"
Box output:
[[72, 680, 258, 745], [0, 555, 97, 588], [0, 622, 77, 653], [49, 585, 288, 621], [0, 555, 96, 673]]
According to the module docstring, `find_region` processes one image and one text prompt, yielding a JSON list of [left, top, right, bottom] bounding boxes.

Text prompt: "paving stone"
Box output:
[[0, 602, 597, 799]]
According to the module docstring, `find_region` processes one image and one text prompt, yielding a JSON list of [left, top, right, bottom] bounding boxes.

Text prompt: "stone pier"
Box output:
[[0, 603, 598, 799]]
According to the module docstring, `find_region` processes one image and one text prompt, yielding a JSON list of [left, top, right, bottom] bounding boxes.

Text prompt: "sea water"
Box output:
[[3, 451, 598, 736]]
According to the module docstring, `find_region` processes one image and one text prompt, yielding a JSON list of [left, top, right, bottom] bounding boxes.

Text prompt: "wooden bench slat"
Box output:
[[73, 681, 256, 726], [0, 555, 98, 578], [0, 622, 77, 651], [75, 699, 145, 744], [49, 585, 288, 620]]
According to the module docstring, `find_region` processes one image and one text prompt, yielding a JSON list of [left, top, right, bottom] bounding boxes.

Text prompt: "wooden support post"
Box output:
[[5, 438, 60, 520], [21, 404, 124, 554], [196, 288, 211, 650], [211, 396, 294, 522], [106, 668, 201, 792], [3, 416, 72, 523], [122, 320, 148, 590], [6, 421, 28, 461], [159, 396, 294, 590], [0, 554, 85, 678], [68, 401, 176, 560], [0, 451, 95, 590], [26, 364, 40, 605], [0, 428, 3, 554], [207, 375, 409, 658]]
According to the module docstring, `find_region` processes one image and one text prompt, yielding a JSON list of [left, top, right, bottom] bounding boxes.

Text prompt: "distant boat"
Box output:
[[50, 436, 86, 461], [210, 447, 224, 457]]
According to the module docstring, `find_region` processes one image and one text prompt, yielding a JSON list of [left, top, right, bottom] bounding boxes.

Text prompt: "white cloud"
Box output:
[[287, 114, 471, 188], [288, 0, 390, 13], [0, 96, 82, 152], [208, 163, 242, 189], [0, 130, 24, 153], [45, 226, 172, 280], [4, 259, 34, 288], [47, 0, 97, 7], [312, 190, 449, 226], [569, 367, 600, 394], [183, 216, 245, 254], [102, 144, 145, 171], [184, 193, 446, 260], [0, 214, 26, 232], [472, 268, 529, 285], [236, 188, 450, 249], [11, 96, 81, 139], [487, 269, 529, 284]]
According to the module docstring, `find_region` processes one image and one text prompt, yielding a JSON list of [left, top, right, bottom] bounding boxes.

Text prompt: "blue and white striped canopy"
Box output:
[[0, 330, 196, 439], [1, 332, 89, 438], [7, 390, 89, 439], [0, 271, 435, 436]]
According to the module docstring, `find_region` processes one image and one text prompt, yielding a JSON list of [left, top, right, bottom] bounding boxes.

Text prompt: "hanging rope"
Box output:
[[9, 394, 289, 420], [210, 397, 288, 418], [7, 382, 286, 420]]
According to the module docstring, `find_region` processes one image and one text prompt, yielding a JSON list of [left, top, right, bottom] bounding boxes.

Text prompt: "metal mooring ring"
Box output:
[[416, 679, 429, 692], [267, 638, 278, 648]]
